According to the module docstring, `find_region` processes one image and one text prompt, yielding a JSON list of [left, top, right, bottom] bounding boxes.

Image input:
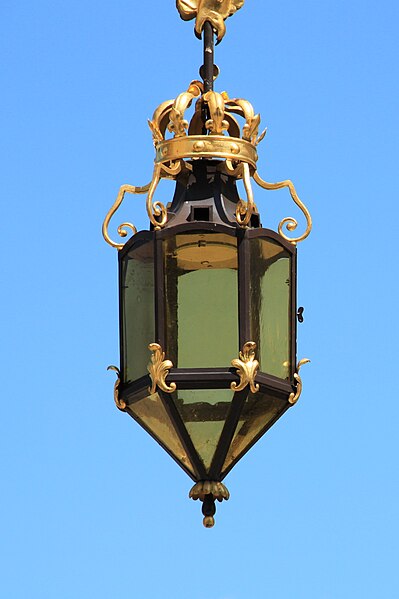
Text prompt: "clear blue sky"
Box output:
[[1, 1, 398, 598]]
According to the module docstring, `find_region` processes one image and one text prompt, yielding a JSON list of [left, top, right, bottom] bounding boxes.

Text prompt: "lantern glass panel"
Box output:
[[121, 241, 155, 384], [164, 232, 238, 368], [127, 389, 195, 476], [222, 391, 287, 475], [250, 238, 291, 379], [172, 388, 234, 470]]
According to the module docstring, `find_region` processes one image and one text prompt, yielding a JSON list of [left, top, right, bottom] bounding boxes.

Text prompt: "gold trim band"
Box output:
[[155, 135, 258, 169]]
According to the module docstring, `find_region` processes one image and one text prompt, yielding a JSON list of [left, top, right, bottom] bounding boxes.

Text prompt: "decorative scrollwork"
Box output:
[[102, 183, 150, 250], [161, 160, 183, 178], [148, 343, 176, 394], [223, 159, 240, 176], [235, 162, 257, 227], [146, 161, 184, 229], [253, 171, 312, 244], [107, 365, 126, 411], [288, 358, 311, 405], [146, 164, 168, 230], [176, 0, 245, 43], [231, 341, 259, 393]]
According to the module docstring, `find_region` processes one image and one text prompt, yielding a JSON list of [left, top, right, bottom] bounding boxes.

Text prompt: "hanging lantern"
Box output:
[[103, 2, 311, 527]]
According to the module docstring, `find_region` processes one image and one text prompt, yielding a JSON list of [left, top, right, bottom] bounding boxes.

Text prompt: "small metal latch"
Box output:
[[297, 307, 304, 323]]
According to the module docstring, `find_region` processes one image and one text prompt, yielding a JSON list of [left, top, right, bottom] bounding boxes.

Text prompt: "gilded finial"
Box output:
[[176, 0, 245, 42]]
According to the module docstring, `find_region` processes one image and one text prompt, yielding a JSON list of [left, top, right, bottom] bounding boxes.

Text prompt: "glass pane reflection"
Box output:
[[164, 233, 238, 368], [222, 391, 286, 474], [250, 238, 291, 379], [121, 242, 155, 384], [173, 388, 234, 471], [127, 391, 195, 476]]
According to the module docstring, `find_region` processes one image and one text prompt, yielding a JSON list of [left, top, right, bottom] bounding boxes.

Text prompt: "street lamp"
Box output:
[[103, 1, 311, 527]]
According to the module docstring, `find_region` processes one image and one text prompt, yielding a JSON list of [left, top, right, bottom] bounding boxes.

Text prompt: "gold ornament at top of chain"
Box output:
[[176, 0, 245, 43]]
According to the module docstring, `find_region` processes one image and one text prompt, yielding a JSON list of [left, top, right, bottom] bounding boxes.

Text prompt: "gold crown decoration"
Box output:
[[102, 4, 312, 249], [149, 80, 265, 161], [143, 79, 269, 230]]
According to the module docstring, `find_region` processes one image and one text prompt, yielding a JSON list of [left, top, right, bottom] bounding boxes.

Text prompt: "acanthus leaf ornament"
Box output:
[[288, 359, 311, 405], [189, 480, 230, 502], [176, 0, 245, 43], [148, 343, 177, 394], [231, 341, 260, 394], [107, 365, 126, 411], [189, 481, 230, 528]]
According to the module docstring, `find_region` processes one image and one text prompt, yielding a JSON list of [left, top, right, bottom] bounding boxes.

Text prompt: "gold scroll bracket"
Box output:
[[235, 162, 258, 228], [176, 0, 245, 43], [253, 171, 312, 244], [102, 183, 150, 250], [288, 359, 311, 405], [146, 161, 183, 230]]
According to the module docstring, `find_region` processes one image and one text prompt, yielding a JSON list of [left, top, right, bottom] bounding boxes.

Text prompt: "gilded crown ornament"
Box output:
[[102, 0, 311, 248], [103, 75, 312, 244]]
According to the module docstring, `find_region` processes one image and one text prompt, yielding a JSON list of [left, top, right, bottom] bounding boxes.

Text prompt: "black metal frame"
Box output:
[[118, 220, 297, 484], [246, 227, 298, 382], [118, 230, 154, 385]]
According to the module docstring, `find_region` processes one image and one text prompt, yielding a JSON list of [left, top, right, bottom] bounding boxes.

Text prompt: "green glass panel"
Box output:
[[121, 242, 154, 384], [222, 391, 286, 475], [173, 388, 234, 471], [164, 233, 238, 368], [127, 391, 195, 476], [250, 238, 291, 379]]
